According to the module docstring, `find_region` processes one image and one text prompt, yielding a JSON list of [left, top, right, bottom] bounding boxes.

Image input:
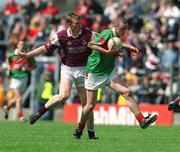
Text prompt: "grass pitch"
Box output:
[[0, 121, 180, 152]]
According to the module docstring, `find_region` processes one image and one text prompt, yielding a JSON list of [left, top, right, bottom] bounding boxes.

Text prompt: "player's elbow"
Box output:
[[122, 88, 133, 99], [88, 42, 93, 49], [41, 46, 48, 53]]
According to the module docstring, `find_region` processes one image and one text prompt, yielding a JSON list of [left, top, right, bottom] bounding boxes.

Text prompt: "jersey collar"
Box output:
[[67, 27, 82, 38], [111, 27, 117, 37]]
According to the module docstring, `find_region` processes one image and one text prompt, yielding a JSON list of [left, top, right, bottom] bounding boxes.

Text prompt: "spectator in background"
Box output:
[[154, 0, 167, 17], [27, 12, 46, 46], [149, 1, 159, 16], [34, 0, 47, 12], [35, 19, 51, 47], [74, 0, 90, 27], [3, 41, 36, 121], [155, 12, 179, 43], [2, 0, 19, 16], [89, 0, 104, 15], [159, 41, 178, 72], [158, 1, 180, 18], [91, 15, 107, 32], [2, 0, 20, 27], [104, 0, 120, 22], [23, 0, 35, 19], [159, 23, 169, 43], [0, 25, 6, 64], [11, 21, 27, 41], [74, 0, 89, 16], [57, 18, 67, 32], [127, 0, 144, 32], [91, 21, 101, 33], [41, 0, 59, 17], [173, 0, 180, 9]]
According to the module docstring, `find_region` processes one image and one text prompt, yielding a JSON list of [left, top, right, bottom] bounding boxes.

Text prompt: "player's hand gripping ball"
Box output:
[[107, 37, 122, 53]]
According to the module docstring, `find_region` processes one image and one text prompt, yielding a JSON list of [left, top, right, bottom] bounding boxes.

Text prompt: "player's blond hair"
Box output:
[[65, 12, 80, 24], [113, 17, 128, 31]]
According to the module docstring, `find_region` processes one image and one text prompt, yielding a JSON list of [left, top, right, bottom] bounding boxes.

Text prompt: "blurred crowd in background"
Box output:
[[0, 0, 180, 113]]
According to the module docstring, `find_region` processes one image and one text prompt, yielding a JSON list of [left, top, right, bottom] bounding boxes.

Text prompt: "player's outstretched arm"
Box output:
[[122, 43, 139, 56], [88, 42, 119, 54], [16, 46, 47, 58], [88, 42, 109, 54]]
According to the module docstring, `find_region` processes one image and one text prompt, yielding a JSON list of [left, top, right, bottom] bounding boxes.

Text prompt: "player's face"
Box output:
[[115, 23, 128, 38], [68, 18, 81, 32], [17, 41, 24, 51]]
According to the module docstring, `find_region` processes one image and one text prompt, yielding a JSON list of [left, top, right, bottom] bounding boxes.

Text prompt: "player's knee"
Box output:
[[81, 102, 86, 107], [58, 93, 70, 102], [80, 97, 87, 107], [88, 103, 96, 110], [122, 89, 132, 98], [14, 95, 22, 102]]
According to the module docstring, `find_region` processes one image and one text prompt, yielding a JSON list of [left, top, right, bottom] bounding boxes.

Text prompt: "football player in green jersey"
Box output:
[[74, 18, 158, 138], [3, 41, 36, 121]]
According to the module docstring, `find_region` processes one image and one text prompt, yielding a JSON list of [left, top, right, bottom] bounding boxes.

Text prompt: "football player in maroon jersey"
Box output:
[[16, 12, 98, 139]]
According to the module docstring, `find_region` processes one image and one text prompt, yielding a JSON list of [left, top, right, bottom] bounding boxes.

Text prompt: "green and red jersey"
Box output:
[[8, 52, 36, 78], [86, 29, 116, 76]]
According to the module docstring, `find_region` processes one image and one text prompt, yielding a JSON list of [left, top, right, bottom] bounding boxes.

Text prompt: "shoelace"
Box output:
[[144, 113, 151, 119]]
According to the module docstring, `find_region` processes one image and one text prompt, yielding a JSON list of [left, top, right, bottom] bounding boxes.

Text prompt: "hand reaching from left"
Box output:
[[14, 51, 28, 61], [16, 51, 28, 58]]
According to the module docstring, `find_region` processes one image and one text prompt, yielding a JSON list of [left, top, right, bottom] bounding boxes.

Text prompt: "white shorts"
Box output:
[[85, 68, 116, 90], [61, 64, 85, 87], [9, 76, 28, 92]]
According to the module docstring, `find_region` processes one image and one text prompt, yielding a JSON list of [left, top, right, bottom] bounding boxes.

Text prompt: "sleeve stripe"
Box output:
[[44, 43, 58, 52], [50, 34, 60, 46], [44, 34, 61, 52], [99, 38, 106, 44]]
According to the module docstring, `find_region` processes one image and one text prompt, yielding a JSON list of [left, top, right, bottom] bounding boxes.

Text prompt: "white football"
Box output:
[[107, 37, 122, 52]]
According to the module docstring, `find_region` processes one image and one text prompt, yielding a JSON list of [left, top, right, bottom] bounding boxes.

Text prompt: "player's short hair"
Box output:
[[113, 17, 128, 31], [65, 12, 80, 24]]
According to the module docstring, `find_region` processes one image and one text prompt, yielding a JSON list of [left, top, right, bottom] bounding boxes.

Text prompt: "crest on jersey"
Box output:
[[82, 40, 88, 45], [67, 40, 72, 45]]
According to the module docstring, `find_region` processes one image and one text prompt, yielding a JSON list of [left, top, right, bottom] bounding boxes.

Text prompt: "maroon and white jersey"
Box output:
[[45, 27, 97, 67]]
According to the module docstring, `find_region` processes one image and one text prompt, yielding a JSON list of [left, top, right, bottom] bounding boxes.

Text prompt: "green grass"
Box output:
[[0, 121, 180, 152]]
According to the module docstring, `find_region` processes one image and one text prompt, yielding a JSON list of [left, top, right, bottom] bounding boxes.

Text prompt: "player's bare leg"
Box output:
[[14, 89, 25, 121], [30, 78, 73, 124], [75, 89, 98, 139], [3, 90, 15, 119], [45, 78, 73, 108], [108, 76, 157, 129], [74, 87, 98, 139], [3, 100, 15, 119]]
